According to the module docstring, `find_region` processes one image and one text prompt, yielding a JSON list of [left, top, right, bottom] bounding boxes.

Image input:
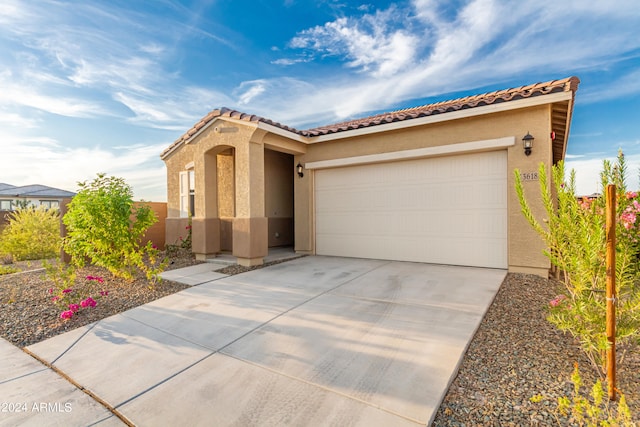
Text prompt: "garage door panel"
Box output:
[[314, 151, 507, 269]]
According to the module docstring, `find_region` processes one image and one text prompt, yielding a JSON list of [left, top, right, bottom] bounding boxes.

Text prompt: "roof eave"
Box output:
[[305, 91, 574, 144]]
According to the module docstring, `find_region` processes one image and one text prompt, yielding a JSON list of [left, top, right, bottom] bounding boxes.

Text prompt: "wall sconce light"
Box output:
[[522, 132, 534, 156], [296, 163, 304, 178]]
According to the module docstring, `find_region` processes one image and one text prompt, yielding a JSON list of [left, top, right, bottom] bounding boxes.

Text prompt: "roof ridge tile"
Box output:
[[161, 76, 579, 157]]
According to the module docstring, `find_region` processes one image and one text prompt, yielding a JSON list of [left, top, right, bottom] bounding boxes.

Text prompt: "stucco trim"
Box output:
[[304, 136, 515, 170], [258, 122, 308, 143], [305, 92, 572, 144]]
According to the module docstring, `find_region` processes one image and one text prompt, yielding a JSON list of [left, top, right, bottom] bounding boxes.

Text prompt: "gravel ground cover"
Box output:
[[0, 250, 199, 347], [432, 273, 639, 426], [1, 257, 638, 425]]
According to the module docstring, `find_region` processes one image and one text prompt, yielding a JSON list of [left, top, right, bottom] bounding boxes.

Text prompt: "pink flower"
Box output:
[[62, 288, 73, 294], [151, 244, 158, 250], [100, 290, 109, 296], [579, 198, 592, 210], [81, 297, 97, 308], [68, 303, 80, 312], [186, 225, 192, 230], [60, 310, 74, 320], [627, 191, 637, 200], [620, 211, 636, 230], [549, 294, 567, 307], [51, 296, 60, 303], [48, 288, 53, 294], [86, 276, 104, 283]]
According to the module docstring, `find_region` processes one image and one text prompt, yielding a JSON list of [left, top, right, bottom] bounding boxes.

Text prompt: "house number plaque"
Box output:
[[520, 171, 539, 181]]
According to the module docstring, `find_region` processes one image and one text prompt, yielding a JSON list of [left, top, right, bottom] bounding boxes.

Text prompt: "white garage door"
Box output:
[[314, 150, 507, 268]]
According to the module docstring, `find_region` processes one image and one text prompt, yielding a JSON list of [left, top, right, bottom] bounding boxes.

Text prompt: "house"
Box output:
[[161, 76, 579, 277], [0, 183, 76, 211]]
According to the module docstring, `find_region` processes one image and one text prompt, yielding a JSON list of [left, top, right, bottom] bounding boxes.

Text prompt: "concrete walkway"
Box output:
[[1, 256, 506, 426]]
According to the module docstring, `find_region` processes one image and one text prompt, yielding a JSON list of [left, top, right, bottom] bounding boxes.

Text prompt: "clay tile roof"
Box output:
[[161, 107, 303, 157], [161, 76, 579, 158], [305, 76, 579, 136]]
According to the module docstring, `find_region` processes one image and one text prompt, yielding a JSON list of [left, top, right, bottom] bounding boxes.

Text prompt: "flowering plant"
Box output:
[[48, 274, 109, 320], [515, 151, 640, 375]]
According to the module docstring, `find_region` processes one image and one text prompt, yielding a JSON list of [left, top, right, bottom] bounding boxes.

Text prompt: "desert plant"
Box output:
[[0, 265, 19, 275], [48, 273, 109, 320], [12, 199, 31, 209], [0, 207, 61, 261], [62, 173, 166, 281], [530, 363, 633, 425], [515, 152, 640, 374]]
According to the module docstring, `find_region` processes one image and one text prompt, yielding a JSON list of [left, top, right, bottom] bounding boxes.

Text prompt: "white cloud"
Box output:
[[236, 81, 267, 105], [289, 6, 419, 78], [253, 0, 640, 126], [139, 43, 165, 55], [0, 79, 104, 118], [1, 134, 168, 201], [271, 57, 311, 66], [114, 86, 232, 130], [0, 0, 31, 26], [0, 110, 39, 129], [578, 68, 640, 104], [0, 1, 235, 130]]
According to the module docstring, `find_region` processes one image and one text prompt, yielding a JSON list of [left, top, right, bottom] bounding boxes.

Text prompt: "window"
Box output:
[[39, 200, 60, 209], [179, 170, 195, 218], [179, 171, 188, 218], [189, 170, 195, 217], [0, 200, 11, 211]]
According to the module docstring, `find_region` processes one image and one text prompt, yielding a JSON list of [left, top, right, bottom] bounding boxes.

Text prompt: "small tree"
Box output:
[[515, 152, 640, 375], [12, 199, 31, 210], [62, 173, 165, 281], [0, 207, 61, 261]]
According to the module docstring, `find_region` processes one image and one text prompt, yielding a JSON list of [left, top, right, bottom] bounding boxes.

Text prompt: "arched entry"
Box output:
[[191, 145, 236, 259]]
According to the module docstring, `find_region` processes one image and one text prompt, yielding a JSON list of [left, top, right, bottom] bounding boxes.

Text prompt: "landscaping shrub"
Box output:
[[62, 173, 166, 281], [0, 207, 61, 261], [530, 363, 633, 426], [515, 152, 640, 374]]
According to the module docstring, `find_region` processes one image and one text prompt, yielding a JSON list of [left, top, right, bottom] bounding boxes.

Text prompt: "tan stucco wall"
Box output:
[[163, 121, 261, 258], [163, 121, 303, 261], [217, 149, 235, 217], [294, 105, 554, 274], [164, 105, 559, 274], [265, 149, 294, 247]]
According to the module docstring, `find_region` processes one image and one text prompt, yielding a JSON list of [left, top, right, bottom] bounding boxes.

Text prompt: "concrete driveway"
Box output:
[[17, 256, 505, 426]]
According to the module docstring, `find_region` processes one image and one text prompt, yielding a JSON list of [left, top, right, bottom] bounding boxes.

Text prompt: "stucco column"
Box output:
[[233, 140, 268, 266], [192, 150, 221, 259]]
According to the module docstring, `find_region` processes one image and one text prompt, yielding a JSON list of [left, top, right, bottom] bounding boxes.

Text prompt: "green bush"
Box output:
[[62, 173, 166, 281], [0, 207, 61, 261], [0, 265, 19, 275], [530, 363, 633, 425], [515, 152, 640, 374]]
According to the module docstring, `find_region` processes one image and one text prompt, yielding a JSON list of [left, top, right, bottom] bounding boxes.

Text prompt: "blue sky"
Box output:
[[1, 0, 639, 201]]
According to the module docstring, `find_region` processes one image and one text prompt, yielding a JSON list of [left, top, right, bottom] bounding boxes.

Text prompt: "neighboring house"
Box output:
[[161, 76, 580, 277], [0, 183, 76, 211]]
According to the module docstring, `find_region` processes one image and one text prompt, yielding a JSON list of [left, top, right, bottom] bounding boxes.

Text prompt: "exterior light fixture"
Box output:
[[522, 132, 534, 156], [296, 163, 304, 178]]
